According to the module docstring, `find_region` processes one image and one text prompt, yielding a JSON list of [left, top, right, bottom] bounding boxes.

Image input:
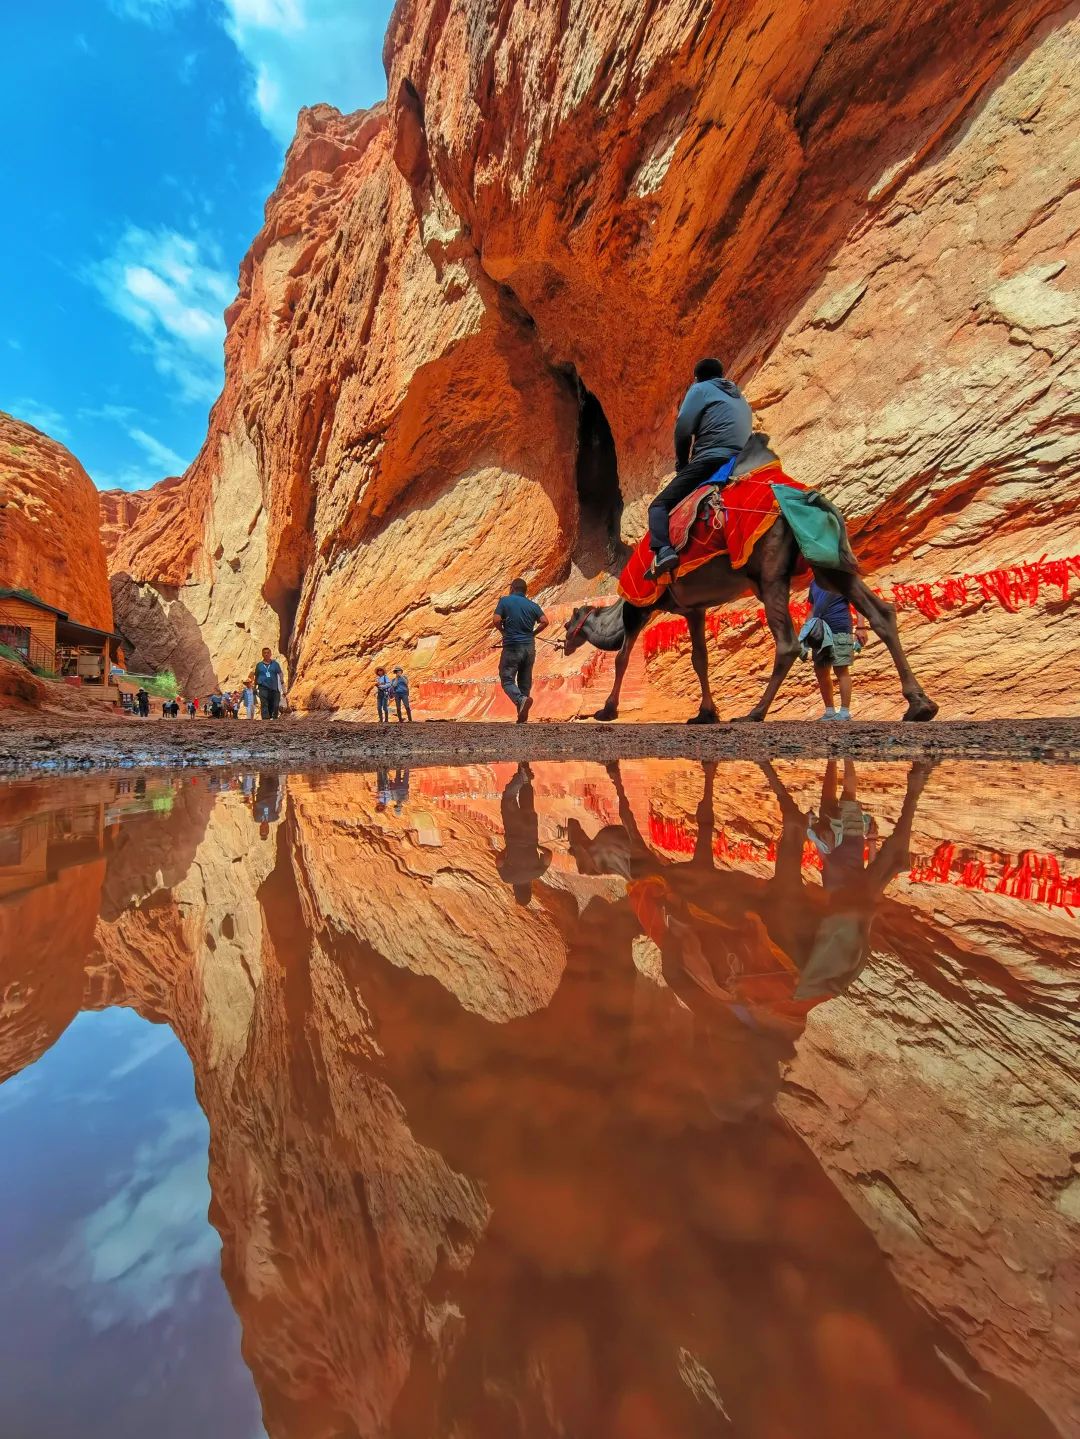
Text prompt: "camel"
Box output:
[[564, 488, 938, 724]]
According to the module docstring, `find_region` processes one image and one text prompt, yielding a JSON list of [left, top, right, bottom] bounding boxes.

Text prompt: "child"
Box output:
[[391, 666, 412, 722], [374, 666, 392, 724]]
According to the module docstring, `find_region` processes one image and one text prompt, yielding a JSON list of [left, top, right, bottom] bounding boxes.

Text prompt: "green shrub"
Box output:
[[125, 669, 179, 700]]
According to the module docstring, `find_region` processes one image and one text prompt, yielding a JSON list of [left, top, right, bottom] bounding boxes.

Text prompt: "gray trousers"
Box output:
[[499, 643, 535, 706]]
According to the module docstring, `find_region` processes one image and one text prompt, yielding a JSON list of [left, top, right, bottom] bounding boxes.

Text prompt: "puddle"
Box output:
[[1, 759, 1077, 1438]]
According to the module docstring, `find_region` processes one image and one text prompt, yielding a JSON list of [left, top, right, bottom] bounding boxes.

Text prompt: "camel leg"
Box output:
[[686, 609, 718, 724], [731, 575, 799, 722], [592, 622, 644, 721], [821, 571, 938, 721]]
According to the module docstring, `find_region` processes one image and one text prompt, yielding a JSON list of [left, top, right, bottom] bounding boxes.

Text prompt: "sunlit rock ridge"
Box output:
[[100, 0, 1078, 714]]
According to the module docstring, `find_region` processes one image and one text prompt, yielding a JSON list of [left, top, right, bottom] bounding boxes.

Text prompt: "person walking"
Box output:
[[255, 648, 285, 720], [391, 666, 412, 722], [806, 580, 868, 720], [374, 666, 392, 723], [187, 697, 197, 718], [136, 687, 150, 718], [240, 677, 255, 720], [494, 577, 548, 722]]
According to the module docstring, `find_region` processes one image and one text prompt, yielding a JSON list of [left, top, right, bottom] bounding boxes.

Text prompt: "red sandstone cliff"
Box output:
[[107, 0, 1078, 715], [0, 411, 113, 632]]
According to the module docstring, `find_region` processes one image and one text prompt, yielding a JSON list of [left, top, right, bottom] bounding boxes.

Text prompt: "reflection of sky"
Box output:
[[0, 1007, 266, 1439]]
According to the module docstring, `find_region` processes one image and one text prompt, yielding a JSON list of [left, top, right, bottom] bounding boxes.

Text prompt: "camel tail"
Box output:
[[811, 493, 861, 574]]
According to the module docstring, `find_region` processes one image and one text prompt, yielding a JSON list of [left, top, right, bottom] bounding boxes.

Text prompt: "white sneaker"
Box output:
[[820, 708, 836, 720], [835, 707, 852, 720]]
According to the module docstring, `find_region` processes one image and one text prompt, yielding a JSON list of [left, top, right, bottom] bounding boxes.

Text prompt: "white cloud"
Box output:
[[128, 426, 188, 474], [6, 398, 69, 439], [87, 225, 232, 406], [108, 0, 192, 22], [86, 417, 192, 492], [53, 1107, 219, 1332], [221, 0, 388, 144]]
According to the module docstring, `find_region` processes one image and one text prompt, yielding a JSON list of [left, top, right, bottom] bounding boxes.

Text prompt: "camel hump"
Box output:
[[731, 432, 779, 478]]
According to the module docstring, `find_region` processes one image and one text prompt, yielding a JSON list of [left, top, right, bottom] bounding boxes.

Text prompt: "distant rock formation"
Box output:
[[102, 0, 1078, 714], [0, 411, 113, 632]]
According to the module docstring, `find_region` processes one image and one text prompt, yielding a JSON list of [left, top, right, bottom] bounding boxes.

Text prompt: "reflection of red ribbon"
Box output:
[[641, 554, 1080, 659], [648, 815, 1079, 913]]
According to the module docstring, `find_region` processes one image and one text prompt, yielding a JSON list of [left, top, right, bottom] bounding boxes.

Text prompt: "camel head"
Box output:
[[564, 600, 626, 654], [564, 605, 596, 655]]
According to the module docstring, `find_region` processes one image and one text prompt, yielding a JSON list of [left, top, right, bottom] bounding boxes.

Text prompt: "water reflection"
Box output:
[[0, 759, 1077, 1439]]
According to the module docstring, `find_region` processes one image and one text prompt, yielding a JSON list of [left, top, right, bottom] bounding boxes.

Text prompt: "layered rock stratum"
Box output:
[[100, 0, 1077, 716], [0, 412, 113, 632]]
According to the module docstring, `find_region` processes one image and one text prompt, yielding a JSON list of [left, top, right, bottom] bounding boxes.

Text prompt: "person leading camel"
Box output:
[[648, 357, 753, 578]]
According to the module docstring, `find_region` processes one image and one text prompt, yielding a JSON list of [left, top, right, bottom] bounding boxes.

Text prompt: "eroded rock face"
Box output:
[[0, 412, 113, 631], [105, 0, 1076, 716]]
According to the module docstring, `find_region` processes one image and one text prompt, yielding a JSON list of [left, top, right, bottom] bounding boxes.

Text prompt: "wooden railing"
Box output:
[[0, 610, 56, 673]]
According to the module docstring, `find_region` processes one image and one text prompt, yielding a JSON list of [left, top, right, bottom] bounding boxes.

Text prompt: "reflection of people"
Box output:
[[375, 766, 392, 813], [808, 759, 878, 889], [495, 762, 551, 904], [253, 773, 283, 838], [388, 767, 410, 815]]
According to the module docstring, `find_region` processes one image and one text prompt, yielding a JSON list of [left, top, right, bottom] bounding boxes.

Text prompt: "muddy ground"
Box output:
[[0, 713, 1077, 774]]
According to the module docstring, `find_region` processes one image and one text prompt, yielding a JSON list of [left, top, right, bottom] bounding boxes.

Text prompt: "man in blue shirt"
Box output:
[[254, 647, 285, 720], [494, 578, 548, 722], [648, 357, 753, 577], [808, 581, 868, 720]]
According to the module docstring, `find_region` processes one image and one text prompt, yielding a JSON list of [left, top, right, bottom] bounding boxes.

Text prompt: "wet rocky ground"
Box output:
[[1, 713, 1077, 773]]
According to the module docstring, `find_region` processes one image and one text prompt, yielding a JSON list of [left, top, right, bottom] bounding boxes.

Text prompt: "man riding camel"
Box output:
[[648, 357, 753, 578]]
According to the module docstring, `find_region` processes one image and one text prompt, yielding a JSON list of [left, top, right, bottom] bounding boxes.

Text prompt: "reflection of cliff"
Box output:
[[0, 763, 1077, 1435], [289, 773, 568, 1020]]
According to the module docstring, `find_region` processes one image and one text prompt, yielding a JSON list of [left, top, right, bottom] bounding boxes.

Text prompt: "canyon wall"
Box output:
[[105, 0, 1077, 716], [0, 411, 113, 632]]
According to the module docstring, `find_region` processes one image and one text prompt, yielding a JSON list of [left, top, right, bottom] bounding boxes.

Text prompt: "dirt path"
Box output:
[[1, 714, 1077, 774]]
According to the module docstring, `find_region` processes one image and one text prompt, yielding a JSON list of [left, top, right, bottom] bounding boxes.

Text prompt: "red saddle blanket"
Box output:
[[619, 465, 805, 607]]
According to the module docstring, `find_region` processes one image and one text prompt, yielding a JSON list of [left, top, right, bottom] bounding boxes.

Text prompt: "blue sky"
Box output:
[[1, 0, 394, 491]]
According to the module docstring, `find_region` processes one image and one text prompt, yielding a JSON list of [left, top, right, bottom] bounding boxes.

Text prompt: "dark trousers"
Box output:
[[647, 453, 733, 552], [258, 684, 279, 720], [499, 643, 535, 707], [394, 693, 412, 721]]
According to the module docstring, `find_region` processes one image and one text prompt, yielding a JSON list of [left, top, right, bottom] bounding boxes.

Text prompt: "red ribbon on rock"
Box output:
[[648, 814, 1079, 913]]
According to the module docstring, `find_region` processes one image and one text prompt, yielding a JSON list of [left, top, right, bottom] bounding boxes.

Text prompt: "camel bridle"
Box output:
[[566, 605, 597, 644]]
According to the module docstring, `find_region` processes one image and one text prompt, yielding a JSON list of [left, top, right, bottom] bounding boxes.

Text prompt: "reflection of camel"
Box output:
[[495, 762, 552, 905], [569, 759, 930, 1049]]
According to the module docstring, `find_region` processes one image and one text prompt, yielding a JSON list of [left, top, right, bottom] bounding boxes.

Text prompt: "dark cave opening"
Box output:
[[568, 375, 623, 578]]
